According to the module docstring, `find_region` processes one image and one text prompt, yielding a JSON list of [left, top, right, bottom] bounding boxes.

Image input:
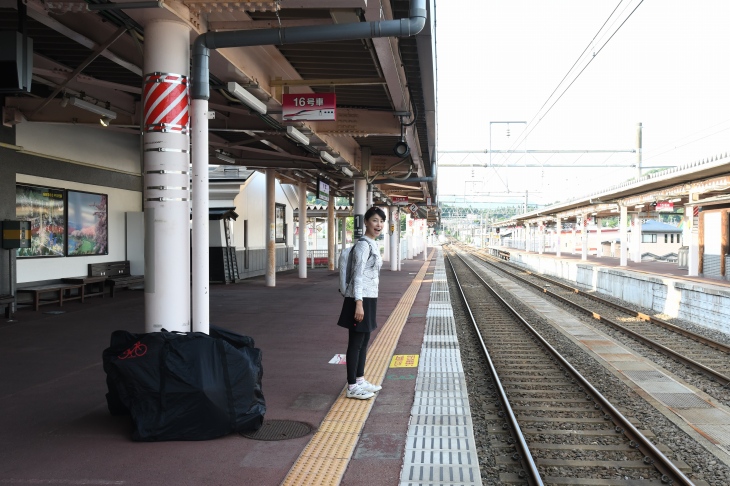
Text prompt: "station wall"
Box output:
[[0, 124, 142, 295]]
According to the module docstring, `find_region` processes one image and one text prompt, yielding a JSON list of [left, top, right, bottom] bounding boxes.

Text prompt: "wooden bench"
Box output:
[[62, 275, 109, 299], [89, 261, 144, 297], [17, 283, 84, 311], [0, 294, 14, 319]]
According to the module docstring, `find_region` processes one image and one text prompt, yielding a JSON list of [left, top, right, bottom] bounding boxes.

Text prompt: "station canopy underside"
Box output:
[[1, 0, 436, 210]]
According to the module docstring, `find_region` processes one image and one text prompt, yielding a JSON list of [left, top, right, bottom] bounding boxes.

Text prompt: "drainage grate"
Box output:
[[241, 420, 313, 441]]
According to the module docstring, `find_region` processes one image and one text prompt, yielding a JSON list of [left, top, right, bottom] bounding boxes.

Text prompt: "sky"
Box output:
[[435, 1, 730, 208]]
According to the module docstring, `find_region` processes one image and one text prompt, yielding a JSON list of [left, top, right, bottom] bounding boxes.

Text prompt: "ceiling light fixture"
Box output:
[[215, 150, 236, 164], [286, 126, 309, 145], [67, 96, 117, 121], [226, 82, 267, 115], [99, 116, 113, 127], [320, 151, 337, 164], [341, 166, 353, 177]]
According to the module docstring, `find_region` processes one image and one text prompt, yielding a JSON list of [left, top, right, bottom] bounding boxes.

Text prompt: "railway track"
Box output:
[[445, 246, 693, 485], [463, 245, 730, 389]]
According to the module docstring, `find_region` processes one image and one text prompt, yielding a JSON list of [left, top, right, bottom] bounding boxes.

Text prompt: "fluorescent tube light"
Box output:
[[67, 96, 117, 120], [669, 198, 682, 203], [320, 151, 337, 164], [227, 82, 267, 115], [215, 150, 236, 164], [286, 126, 309, 145], [341, 166, 353, 177]]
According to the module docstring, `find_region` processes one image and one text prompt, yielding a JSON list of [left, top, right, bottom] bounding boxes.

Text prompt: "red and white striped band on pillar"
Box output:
[[143, 72, 189, 133], [693, 206, 700, 217]]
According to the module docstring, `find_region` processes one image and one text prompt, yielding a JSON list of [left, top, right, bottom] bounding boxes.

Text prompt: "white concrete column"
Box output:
[[524, 223, 530, 252], [581, 215, 588, 261], [538, 223, 544, 255], [556, 218, 562, 257], [633, 213, 642, 262], [687, 201, 699, 276], [397, 209, 402, 270], [298, 182, 307, 278], [383, 213, 390, 262], [390, 207, 398, 271], [328, 198, 335, 270], [354, 179, 366, 238], [406, 214, 413, 259], [341, 215, 347, 252], [423, 218, 428, 262], [620, 205, 628, 266], [571, 225, 577, 255], [265, 169, 276, 287], [596, 218, 603, 257], [143, 20, 191, 333]]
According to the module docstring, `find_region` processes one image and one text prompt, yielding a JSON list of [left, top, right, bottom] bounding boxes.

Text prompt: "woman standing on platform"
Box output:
[[338, 206, 386, 399]]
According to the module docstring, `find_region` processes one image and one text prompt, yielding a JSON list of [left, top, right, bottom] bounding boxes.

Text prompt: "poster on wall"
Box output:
[[15, 184, 66, 257], [275, 203, 285, 243], [66, 190, 108, 256]]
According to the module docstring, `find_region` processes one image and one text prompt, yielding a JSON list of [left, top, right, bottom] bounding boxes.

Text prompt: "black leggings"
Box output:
[[346, 330, 371, 385]]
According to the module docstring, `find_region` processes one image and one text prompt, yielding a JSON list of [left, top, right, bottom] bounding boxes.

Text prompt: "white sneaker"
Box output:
[[358, 379, 382, 393], [346, 384, 374, 400]]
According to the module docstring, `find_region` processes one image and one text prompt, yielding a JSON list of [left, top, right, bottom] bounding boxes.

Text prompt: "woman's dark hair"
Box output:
[[364, 206, 387, 222]]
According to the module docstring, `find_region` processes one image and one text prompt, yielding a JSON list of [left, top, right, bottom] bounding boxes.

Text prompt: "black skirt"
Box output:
[[337, 297, 377, 332]]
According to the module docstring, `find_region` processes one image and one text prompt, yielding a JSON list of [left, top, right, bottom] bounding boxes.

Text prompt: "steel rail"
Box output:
[[443, 247, 543, 486], [469, 247, 730, 386], [449, 245, 695, 486]]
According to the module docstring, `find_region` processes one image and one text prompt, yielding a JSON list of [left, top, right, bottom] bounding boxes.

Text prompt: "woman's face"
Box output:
[[365, 214, 385, 238]]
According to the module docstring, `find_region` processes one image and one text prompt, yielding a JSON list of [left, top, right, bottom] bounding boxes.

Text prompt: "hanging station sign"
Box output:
[[316, 176, 330, 202], [391, 196, 408, 204], [655, 201, 674, 212], [282, 93, 336, 121]]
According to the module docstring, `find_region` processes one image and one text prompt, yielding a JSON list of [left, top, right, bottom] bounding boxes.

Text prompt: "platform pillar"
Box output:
[[686, 201, 699, 277], [555, 218, 562, 257], [298, 182, 307, 278], [406, 214, 413, 259], [596, 218, 603, 257], [632, 213, 642, 262], [265, 169, 276, 287], [524, 223, 530, 252], [142, 19, 191, 333], [328, 197, 335, 270], [390, 207, 398, 271], [571, 225, 576, 255], [383, 213, 390, 262], [581, 215, 588, 261], [619, 205, 628, 266], [354, 179, 366, 239]]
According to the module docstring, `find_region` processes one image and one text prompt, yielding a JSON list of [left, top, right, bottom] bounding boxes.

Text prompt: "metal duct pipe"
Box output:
[[374, 176, 434, 184], [192, 0, 426, 100]]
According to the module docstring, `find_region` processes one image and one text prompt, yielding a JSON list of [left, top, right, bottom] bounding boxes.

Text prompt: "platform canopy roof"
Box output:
[[1, 0, 437, 207]]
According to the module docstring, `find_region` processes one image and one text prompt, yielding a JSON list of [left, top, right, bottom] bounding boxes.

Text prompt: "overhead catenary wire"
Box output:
[[502, 0, 646, 165]]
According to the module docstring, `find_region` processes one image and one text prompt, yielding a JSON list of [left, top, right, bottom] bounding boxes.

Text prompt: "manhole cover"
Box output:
[[241, 420, 313, 441]]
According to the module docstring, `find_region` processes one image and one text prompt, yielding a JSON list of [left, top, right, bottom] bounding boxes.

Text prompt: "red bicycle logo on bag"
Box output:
[[118, 341, 147, 359]]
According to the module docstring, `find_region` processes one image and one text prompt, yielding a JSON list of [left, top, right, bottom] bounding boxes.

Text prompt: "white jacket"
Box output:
[[345, 236, 382, 301]]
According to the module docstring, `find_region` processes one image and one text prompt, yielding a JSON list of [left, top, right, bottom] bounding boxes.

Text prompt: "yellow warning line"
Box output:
[[281, 250, 434, 486]]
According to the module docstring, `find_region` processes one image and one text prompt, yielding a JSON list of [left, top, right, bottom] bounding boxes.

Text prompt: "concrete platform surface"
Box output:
[[0, 257, 432, 486]]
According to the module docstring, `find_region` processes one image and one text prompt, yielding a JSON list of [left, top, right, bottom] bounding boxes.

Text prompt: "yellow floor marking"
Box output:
[[281, 250, 433, 486], [390, 354, 419, 368]]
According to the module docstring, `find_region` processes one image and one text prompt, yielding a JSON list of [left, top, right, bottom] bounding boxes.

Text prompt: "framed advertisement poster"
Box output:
[[66, 190, 108, 256], [275, 203, 286, 243], [15, 184, 66, 257]]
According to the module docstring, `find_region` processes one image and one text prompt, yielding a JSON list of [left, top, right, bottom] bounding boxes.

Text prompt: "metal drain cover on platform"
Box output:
[[241, 420, 313, 441]]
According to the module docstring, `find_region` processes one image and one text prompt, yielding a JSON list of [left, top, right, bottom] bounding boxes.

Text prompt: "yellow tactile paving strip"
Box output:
[[281, 251, 433, 486]]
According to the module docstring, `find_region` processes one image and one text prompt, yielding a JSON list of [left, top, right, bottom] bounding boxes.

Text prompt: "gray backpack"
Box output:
[[338, 237, 373, 296]]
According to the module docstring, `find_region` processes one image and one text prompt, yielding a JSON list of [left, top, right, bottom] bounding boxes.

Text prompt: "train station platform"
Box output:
[[0, 249, 472, 486], [487, 246, 730, 334]]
